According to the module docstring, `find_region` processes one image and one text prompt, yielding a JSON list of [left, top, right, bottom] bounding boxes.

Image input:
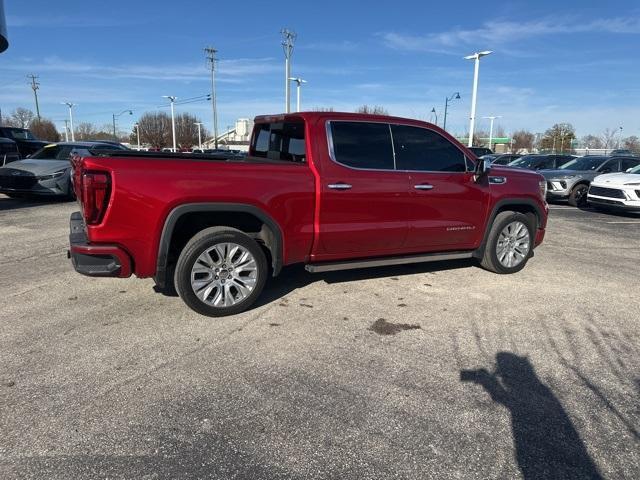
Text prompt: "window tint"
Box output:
[[621, 158, 640, 171], [599, 159, 620, 173], [251, 121, 305, 162], [330, 121, 394, 170], [391, 124, 466, 172], [30, 145, 74, 160], [540, 157, 556, 169]]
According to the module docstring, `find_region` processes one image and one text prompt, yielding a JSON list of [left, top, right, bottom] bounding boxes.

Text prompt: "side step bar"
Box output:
[[305, 251, 474, 273]]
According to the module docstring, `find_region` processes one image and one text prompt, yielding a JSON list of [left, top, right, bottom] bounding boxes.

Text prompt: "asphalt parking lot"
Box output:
[[0, 195, 638, 479]]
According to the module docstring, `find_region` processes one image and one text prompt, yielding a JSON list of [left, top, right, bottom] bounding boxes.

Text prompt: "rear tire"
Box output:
[[480, 211, 534, 274], [174, 227, 268, 317], [568, 184, 589, 207]]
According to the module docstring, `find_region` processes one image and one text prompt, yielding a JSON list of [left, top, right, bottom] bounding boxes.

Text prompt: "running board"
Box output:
[[305, 251, 475, 273]]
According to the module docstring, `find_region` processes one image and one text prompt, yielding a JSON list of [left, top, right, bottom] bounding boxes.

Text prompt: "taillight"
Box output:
[[81, 172, 111, 225]]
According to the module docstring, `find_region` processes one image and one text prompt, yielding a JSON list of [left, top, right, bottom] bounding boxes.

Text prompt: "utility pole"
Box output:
[[464, 51, 492, 147], [281, 29, 296, 113], [163, 96, 177, 152], [27, 74, 40, 119], [134, 123, 140, 150], [288, 77, 306, 112], [204, 46, 219, 149], [194, 122, 203, 150]]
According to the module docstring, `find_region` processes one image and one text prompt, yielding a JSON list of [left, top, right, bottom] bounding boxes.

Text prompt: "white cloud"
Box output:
[[382, 16, 640, 53]]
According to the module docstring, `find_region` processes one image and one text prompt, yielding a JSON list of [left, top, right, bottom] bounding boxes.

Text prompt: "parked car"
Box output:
[[68, 112, 548, 317], [491, 153, 522, 165], [469, 147, 493, 157], [609, 149, 636, 156], [508, 154, 575, 171], [0, 126, 48, 158], [0, 141, 128, 199], [0, 137, 20, 165], [541, 156, 640, 207], [587, 164, 640, 211]]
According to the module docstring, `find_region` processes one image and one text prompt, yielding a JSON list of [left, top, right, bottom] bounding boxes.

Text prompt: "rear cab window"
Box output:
[[250, 121, 306, 162]]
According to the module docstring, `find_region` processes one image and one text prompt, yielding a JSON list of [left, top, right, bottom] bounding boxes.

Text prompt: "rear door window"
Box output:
[[329, 121, 394, 170], [251, 121, 306, 162], [621, 158, 640, 171], [391, 124, 466, 172]]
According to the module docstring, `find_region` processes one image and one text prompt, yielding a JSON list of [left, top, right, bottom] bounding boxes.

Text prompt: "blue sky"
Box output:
[[1, 0, 639, 138]]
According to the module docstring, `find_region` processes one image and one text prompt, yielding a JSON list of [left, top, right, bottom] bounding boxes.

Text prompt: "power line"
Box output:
[[27, 74, 40, 119]]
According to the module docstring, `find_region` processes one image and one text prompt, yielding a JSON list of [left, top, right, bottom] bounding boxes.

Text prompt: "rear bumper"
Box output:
[[68, 211, 132, 278]]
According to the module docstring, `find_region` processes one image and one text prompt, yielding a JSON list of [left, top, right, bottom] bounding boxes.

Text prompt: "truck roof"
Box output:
[[253, 111, 433, 125]]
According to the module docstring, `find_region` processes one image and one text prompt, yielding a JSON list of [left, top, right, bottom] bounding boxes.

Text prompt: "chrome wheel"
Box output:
[[496, 221, 530, 268], [190, 242, 258, 307]]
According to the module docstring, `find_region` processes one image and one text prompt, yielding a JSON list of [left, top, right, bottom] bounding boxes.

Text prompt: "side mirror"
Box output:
[[475, 158, 492, 177]]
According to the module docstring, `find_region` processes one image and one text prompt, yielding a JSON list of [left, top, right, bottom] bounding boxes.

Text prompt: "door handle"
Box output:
[[414, 184, 434, 190], [328, 183, 352, 190]]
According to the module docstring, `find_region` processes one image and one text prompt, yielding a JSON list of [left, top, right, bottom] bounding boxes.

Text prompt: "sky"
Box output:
[[1, 0, 639, 139]]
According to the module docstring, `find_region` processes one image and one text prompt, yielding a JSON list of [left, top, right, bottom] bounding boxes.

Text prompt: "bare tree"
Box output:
[[175, 112, 207, 149], [623, 136, 640, 154], [4, 107, 35, 128], [75, 122, 98, 141], [581, 134, 603, 149], [512, 130, 535, 152], [493, 125, 506, 138], [600, 128, 619, 152], [29, 118, 60, 142], [355, 105, 388, 115], [136, 112, 171, 149]]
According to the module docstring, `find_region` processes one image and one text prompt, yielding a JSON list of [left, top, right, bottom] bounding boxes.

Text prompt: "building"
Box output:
[[203, 118, 253, 152]]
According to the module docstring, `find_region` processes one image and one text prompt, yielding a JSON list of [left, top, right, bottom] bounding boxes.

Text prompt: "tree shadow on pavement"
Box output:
[[461, 352, 603, 480]]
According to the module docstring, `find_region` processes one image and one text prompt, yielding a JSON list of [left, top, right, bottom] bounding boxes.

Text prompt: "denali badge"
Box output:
[[447, 226, 476, 231]]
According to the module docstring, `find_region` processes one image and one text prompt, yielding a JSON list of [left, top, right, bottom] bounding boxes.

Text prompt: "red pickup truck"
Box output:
[[69, 112, 548, 316]]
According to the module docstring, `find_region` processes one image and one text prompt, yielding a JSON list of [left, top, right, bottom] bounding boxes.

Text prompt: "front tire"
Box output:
[[480, 211, 534, 274], [174, 227, 268, 317], [568, 183, 589, 207]]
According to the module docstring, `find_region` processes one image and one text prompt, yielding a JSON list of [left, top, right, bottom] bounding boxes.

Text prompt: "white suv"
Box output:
[[588, 164, 640, 211]]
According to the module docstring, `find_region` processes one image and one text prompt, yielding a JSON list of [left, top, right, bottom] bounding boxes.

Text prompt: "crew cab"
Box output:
[[68, 112, 548, 316]]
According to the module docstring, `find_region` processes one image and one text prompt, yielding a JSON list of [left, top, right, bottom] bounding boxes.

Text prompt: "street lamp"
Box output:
[[464, 50, 492, 147], [430, 107, 438, 126], [482, 115, 502, 151], [288, 77, 307, 112], [61, 102, 76, 141], [162, 95, 177, 152], [618, 126, 623, 149], [194, 122, 203, 150], [133, 123, 140, 150], [281, 28, 296, 113], [442, 92, 460, 132], [112, 109, 132, 141]]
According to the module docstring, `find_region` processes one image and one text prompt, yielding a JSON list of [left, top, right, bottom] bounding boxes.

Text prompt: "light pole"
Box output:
[[281, 29, 296, 113], [483, 115, 501, 151], [442, 92, 460, 132], [464, 50, 492, 147], [62, 102, 75, 141], [618, 126, 623, 149], [288, 77, 306, 112], [61, 121, 69, 142], [134, 123, 140, 150], [194, 122, 203, 150], [163, 95, 177, 152], [112, 109, 132, 141], [430, 107, 438, 126]]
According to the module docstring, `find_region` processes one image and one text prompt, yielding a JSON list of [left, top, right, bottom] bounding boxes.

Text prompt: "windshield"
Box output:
[[4, 128, 36, 140], [508, 155, 540, 168], [558, 157, 606, 171], [30, 145, 76, 160]]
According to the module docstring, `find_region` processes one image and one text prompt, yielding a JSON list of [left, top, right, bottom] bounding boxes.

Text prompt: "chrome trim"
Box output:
[[305, 251, 474, 273], [489, 176, 507, 184], [414, 184, 434, 190], [327, 183, 352, 190], [324, 120, 472, 175]]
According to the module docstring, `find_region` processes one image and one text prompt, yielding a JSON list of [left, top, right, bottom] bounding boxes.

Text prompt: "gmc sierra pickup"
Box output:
[[69, 112, 548, 316]]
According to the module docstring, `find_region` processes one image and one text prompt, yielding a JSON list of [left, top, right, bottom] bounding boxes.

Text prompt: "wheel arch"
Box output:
[[474, 198, 544, 259], [155, 203, 283, 288]]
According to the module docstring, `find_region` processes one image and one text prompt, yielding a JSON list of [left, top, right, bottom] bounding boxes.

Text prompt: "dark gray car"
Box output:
[[0, 141, 127, 199], [541, 156, 640, 207]]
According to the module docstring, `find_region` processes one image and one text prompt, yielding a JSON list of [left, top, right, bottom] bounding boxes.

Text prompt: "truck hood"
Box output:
[[591, 172, 640, 187], [0, 159, 70, 176], [540, 169, 598, 180]]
